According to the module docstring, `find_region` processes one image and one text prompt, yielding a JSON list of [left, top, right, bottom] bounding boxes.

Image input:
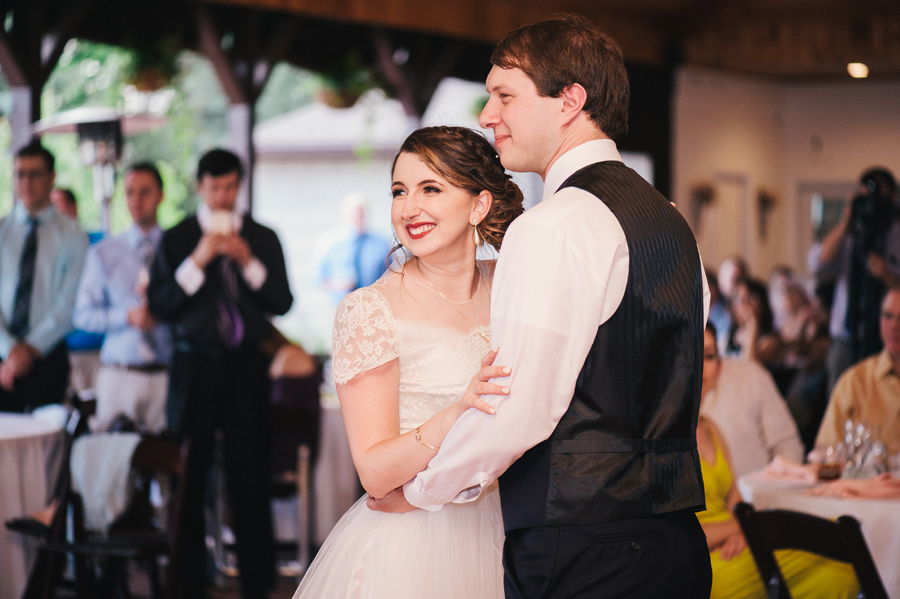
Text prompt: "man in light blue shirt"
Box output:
[[0, 141, 88, 412], [315, 194, 391, 304], [74, 163, 172, 431]]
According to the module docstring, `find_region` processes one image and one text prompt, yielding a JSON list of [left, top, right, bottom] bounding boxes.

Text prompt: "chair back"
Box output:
[[12, 405, 91, 599], [120, 436, 193, 594], [734, 501, 888, 599], [48, 405, 92, 533], [270, 365, 323, 473]]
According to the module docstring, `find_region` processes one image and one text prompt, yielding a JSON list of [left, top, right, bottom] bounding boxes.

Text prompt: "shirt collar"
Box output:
[[124, 223, 162, 249], [196, 202, 243, 234], [542, 139, 623, 202], [876, 349, 900, 380], [13, 200, 54, 225]]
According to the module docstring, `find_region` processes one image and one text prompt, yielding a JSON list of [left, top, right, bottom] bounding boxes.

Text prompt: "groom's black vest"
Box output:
[[499, 161, 706, 532]]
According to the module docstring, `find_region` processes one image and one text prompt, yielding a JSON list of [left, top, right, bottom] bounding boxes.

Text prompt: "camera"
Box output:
[[849, 174, 896, 257]]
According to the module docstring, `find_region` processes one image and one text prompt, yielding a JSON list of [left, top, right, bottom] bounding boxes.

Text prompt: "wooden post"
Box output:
[[0, 0, 94, 149], [194, 5, 295, 213]]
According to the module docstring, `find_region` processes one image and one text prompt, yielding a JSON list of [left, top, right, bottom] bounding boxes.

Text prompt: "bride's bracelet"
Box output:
[[415, 426, 439, 451]]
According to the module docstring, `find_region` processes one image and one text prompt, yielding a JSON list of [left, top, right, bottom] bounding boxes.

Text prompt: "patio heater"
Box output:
[[32, 107, 164, 235], [77, 118, 121, 235]]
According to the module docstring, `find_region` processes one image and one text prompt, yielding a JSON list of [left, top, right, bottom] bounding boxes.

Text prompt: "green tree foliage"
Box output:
[[0, 38, 320, 233]]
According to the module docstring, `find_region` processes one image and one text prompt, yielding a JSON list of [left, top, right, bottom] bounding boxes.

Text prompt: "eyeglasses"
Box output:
[[15, 169, 50, 180]]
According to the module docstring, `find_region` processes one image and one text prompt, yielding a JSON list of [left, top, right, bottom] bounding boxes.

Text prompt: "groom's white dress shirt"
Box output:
[[404, 139, 709, 510]]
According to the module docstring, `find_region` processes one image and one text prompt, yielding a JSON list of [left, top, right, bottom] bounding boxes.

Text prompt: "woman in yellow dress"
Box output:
[[698, 324, 859, 599]]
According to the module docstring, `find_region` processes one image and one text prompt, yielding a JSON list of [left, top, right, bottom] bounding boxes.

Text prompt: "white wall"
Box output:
[[673, 67, 786, 277], [782, 80, 900, 272], [253, 152, 396, 351], [673, 66, 900, 280]]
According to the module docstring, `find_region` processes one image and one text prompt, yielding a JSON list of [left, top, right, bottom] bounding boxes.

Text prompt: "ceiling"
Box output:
[[2, 0, 898, 117], [196, 0, 900, 80]]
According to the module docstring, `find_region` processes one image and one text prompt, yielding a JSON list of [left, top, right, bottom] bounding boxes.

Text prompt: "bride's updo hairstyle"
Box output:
[[391, 126, 524, 251]]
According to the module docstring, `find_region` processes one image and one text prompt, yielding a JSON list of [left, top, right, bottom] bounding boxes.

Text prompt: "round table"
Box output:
[[0, 413, 65, 599], [739, 471, 900, 598]]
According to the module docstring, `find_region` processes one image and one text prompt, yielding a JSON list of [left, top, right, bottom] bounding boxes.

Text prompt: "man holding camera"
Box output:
[[809, 167, 900, 395], [148, 148, 292, 599]]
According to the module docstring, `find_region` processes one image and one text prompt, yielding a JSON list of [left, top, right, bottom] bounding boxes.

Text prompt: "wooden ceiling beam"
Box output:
[[192, 0, 670, 65]]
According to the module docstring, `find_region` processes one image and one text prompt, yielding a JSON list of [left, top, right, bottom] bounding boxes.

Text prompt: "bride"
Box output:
[[293, 126, 524, 598]]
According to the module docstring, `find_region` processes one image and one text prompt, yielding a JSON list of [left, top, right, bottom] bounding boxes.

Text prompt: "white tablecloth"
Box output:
[[739, 472, 900, 599], [0, 413, 65, 599], [313, 398, 360, 545]]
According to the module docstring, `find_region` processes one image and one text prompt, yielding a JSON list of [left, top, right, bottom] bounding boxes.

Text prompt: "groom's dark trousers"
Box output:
[[503, 510, 711, 599]]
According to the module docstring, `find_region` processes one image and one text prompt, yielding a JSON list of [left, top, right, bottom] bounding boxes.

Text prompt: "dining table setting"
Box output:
[[738, 430, 900, 599]]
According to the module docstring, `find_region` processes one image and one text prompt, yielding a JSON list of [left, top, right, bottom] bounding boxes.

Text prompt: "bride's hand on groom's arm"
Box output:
[[367, 487, 416, 513], [459, 348, 511, 417]]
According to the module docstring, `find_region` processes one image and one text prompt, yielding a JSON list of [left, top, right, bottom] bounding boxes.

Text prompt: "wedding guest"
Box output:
[[50, 187, 78, 220], [148, 148, 292, 599], [808, 167, 900, 394], [0, 141, 88, 411], [314, 194, 391, 305], [74, 163, 172, 432], [701, 324, 804, 478], [815, 286, 900, 454], [697, 414, 858, 599], [728, 277, 784, 368]]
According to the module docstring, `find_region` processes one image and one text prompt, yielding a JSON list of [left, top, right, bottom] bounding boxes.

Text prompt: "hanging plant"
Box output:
[[126, 35, 181, 92], [316, 52, 380, 109]]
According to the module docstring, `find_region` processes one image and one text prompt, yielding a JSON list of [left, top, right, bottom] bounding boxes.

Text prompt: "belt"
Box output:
[[110, 363, 168, 373]]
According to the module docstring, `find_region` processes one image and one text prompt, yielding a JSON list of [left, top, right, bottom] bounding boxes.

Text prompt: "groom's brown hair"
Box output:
[[490, 14, 630, 140]]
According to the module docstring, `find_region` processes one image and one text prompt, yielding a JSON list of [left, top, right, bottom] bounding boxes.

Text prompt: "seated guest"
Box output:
[[0, 141, 88, 411], [772, 276, 832, 450], [727, 277, 784, 368], [696, 415, 859, 599], [815, 286, 900, 454], [718, 255, 749, 305], [73, 163, 172, 432], [707, 270, 733, 355], [701, 324, 804, 478]]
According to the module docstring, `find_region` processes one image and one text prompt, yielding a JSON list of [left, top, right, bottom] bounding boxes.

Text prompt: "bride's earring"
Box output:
[[472, 219, 481, 247]]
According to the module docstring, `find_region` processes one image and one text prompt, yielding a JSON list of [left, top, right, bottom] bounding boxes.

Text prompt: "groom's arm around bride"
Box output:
[[375, 15, 714, 599]]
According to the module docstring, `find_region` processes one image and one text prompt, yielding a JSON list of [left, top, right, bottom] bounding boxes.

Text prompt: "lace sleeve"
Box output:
[[331, 288, 399, 385]]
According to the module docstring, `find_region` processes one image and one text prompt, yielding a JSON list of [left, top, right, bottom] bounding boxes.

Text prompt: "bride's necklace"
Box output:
[[413, 259, 491, 345]]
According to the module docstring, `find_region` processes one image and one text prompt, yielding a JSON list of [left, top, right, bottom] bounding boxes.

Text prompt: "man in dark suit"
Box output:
[[148, 149, 292, 599]]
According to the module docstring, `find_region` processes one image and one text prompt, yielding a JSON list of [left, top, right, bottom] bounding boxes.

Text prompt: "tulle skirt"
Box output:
[[293, 483, 504, 598]]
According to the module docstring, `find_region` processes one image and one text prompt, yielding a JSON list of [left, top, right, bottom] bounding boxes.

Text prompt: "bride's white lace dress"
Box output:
[[293, 262, 504, 598]]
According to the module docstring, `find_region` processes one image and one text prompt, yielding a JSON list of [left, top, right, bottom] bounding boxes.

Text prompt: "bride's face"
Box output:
[[391, 152, 477, 261]]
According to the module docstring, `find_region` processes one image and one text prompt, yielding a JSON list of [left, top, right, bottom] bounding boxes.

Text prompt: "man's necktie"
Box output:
[[9, 217, 38, 340], [217, 259, 244, 349], [140, 235, 154, 270]]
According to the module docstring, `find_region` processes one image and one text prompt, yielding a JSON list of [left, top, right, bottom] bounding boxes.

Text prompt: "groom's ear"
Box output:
[[560, 83, 587, 122]]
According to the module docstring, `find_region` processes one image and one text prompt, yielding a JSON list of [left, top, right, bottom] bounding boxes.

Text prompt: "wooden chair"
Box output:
[[34, 435, 193, 599], [269, 373, 322, 576], [212, 353, 323, 581], [733, 501, 888, 599]]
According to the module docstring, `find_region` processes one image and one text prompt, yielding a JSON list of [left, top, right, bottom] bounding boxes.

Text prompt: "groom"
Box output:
[[375, 15, 712, 598]]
